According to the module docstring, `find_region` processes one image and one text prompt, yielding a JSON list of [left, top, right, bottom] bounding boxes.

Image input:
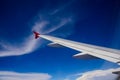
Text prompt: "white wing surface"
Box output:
[[40, 35, 120, 64]]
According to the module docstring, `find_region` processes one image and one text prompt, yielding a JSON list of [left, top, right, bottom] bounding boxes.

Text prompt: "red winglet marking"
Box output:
[[33, 31, 40, 39]]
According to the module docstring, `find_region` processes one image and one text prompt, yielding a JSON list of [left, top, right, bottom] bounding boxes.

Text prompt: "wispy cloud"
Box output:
[[42, 18, 73, 34], [0, 31, 41, 57], [0, 71, 52, 80], [49, 0, 75, 15], [0, 8, 74, 57]]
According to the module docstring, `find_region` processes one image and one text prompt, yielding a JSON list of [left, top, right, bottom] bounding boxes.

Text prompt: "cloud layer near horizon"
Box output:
[[0, 71, 52, 80], [76, 68, 120, 80]]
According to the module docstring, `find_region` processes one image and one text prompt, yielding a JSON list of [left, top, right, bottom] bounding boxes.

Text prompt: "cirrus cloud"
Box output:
[[0, 9, 74, 57]]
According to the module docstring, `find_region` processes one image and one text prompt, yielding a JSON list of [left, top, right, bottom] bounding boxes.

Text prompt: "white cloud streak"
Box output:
[[43, 18, 72, 34], [0, 71, 52, 80]]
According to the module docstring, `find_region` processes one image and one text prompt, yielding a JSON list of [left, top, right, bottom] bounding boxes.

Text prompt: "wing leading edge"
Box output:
[[35, 33, 120, 64]]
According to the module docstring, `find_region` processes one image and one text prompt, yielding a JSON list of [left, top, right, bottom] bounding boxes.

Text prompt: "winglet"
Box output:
[[33, 31, 40, 39]]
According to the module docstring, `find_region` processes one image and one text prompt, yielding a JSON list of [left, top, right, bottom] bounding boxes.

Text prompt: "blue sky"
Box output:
[[0, 0, 120, 80]]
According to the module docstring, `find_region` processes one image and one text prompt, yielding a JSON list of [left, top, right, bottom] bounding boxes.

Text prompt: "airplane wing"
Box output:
[[33, 32, 120, 64]]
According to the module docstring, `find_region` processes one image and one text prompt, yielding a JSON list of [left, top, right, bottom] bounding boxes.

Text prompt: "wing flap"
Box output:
[[73, 53, 98, 59], [47, 43, 64, 47]]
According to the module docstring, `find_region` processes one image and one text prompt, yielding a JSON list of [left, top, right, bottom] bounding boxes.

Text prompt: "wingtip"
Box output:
[[33, 31, 40, 39]]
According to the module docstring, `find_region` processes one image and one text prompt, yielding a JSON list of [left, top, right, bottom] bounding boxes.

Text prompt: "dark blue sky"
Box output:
[[0, 0, 120, 80]]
